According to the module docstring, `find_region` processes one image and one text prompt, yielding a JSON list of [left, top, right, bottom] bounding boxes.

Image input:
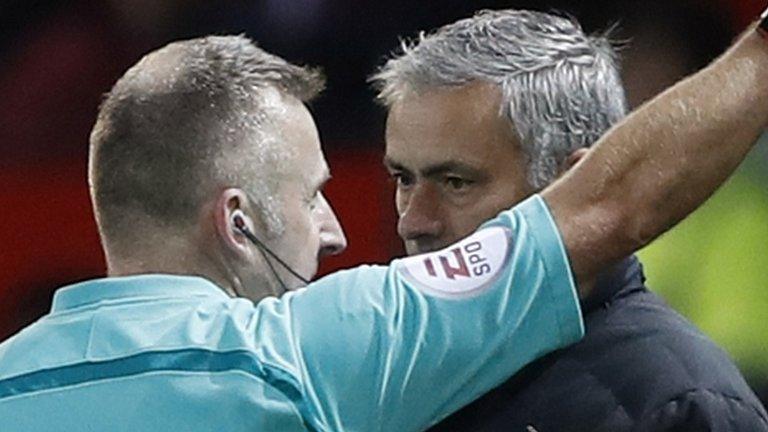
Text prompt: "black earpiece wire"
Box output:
[[232, 213, 311, 288]]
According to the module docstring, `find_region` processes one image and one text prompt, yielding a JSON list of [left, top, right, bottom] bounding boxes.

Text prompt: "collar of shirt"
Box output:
[[50, 274, 230, 313], [581, 255, 647, 313]]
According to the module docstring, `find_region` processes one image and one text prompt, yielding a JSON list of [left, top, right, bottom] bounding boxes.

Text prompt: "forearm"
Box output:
[[544, 25, 768, 289]]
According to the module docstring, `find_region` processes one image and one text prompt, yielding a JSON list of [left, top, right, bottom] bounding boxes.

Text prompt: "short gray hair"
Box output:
[[371, 9, 627, 189], [90, 35, 324, 243]]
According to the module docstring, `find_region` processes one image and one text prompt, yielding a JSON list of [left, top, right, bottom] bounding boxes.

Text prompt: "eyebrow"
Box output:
[[312, 170, 331, 193], [384, 157, 485, 179]]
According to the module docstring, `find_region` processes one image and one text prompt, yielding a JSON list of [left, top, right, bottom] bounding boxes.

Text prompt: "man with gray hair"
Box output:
[[373, 9, 768, 431]]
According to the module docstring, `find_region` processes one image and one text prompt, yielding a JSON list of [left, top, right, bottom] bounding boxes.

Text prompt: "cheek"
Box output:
[[305, 212, 323, 243], [283, 204, 313, 241], [450, 193, 507, 233], [287, 217, 316, 267], [445, 210, 478, 237]]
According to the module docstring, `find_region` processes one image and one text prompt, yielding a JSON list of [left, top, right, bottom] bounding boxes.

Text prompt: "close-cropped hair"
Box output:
[[371, 9, 628, 189], [89, 35, 324, 243]]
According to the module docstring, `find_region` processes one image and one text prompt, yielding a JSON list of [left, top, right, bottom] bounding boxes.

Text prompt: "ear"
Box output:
[[213, 188, 252, 257], [564, 147, 590, 171]]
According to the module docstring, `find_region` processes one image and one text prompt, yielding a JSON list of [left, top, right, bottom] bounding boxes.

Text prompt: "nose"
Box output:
[[317, 193, 348, 258], [397, 183, 444, 243]]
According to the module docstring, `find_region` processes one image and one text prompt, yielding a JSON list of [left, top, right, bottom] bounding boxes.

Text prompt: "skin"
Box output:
[[210, 91, 348, 300], [106, 90, 347, 303], [385, 82, 535, 256]]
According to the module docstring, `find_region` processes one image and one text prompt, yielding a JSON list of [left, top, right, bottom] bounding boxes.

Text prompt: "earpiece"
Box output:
[[227, 208, 311, 288], [231, 210, 249, 233]]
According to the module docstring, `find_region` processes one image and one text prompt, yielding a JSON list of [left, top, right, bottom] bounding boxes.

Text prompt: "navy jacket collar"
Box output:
[[582, 255, 646, 313]]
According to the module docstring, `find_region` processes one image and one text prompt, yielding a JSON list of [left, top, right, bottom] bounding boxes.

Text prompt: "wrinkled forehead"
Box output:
[[384, 82, 516, 165]]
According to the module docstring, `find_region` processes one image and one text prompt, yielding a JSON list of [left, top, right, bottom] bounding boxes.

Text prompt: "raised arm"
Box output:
[[544, 22, 768, 291], [269, 196, 582, 432]]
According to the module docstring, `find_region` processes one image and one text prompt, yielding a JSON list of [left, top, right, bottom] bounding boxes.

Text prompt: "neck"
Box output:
[[106, 248, 224, 289], [103, 234, 282, 303]]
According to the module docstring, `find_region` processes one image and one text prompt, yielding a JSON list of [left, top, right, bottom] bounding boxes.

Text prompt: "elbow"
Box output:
[[581, 197, 650, 264]]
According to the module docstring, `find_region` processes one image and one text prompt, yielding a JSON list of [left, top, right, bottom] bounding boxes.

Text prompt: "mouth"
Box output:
[[407, 241, 445, 256]]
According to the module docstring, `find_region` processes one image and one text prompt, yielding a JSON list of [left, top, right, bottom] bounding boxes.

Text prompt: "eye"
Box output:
[[444, 176, 473, 192], [306, 191, 320, 210], [391, 172, 415, 189]]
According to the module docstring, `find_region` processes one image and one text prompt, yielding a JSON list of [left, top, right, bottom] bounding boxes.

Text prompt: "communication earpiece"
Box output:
[[228, 209, 310, 289], [231, 210, 250, 234]]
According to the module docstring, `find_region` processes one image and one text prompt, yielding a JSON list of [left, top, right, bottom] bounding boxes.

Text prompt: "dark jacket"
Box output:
[[430, 256, 768, 431]]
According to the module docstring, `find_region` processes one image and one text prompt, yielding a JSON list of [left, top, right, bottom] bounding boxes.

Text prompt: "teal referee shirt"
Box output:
[[0, 195, 583, 431]]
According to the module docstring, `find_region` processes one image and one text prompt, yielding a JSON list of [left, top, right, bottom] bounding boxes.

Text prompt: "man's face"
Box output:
[[256, 93, 347, 288], [385, 82, 533, 255]]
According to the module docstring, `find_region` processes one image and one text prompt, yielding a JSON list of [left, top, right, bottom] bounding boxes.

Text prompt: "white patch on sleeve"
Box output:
[[397, 225, 512, 299]]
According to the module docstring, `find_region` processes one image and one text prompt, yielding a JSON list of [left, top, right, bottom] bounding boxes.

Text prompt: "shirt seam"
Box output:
[[0, 369, 299, 413], [0, 348, 301, 397]]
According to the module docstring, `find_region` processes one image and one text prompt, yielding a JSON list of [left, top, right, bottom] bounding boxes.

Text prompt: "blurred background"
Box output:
[[1, 0, 767, 406]]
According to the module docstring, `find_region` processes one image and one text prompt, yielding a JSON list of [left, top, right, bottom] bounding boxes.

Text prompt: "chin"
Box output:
[[405, 244, 421, 256], [284, 282, 303, 292]]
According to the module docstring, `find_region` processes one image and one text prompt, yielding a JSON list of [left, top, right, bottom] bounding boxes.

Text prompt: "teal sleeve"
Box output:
[[264, 194, 583, 431]]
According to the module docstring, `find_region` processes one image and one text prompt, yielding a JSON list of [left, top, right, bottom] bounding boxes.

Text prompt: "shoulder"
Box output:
[[637, 388, 768, 431], [577, 288, 768, 425], [579, 288, 741, 388], [584, 288, 741, 387]]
